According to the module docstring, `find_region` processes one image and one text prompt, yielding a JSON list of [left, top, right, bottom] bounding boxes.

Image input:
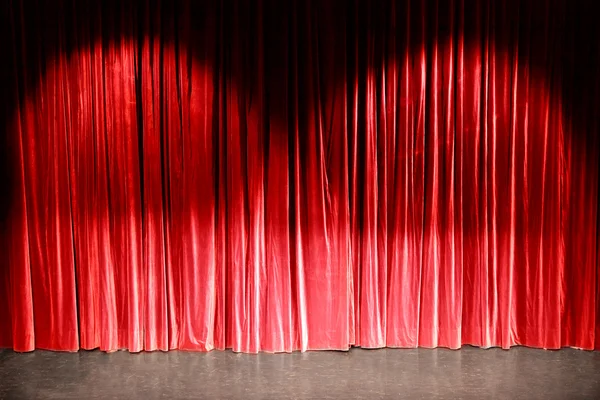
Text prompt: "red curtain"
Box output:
[[0, 0, 599, 353]]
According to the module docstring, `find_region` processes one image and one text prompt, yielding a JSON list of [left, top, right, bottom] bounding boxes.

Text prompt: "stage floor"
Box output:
[[1, 346, 599, 399]]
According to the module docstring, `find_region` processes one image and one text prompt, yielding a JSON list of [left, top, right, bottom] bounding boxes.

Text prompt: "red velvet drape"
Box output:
[[0, 0, 599, 353]]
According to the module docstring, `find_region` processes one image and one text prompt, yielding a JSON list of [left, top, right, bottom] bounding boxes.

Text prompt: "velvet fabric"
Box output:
[[0, 0, 599, 353]]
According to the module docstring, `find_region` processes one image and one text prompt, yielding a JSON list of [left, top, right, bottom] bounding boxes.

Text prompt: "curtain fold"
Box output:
[[0, 0, 599, 353]]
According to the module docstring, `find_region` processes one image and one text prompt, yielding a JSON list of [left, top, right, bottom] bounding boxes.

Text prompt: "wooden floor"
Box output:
[[1, 346, 599, 399]]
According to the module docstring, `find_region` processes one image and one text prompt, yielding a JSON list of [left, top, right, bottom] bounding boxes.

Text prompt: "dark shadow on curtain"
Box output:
[[0, 0, 597, 234]]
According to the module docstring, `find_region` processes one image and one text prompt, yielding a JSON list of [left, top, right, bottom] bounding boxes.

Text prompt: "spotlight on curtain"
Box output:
[[0, 0, 599, 353]]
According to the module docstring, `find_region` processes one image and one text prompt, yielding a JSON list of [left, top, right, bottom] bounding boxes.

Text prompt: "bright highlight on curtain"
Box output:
[[0, 0, 599, 353]]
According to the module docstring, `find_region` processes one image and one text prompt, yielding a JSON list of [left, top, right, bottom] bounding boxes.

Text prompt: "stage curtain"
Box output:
[[0, 0, 599, 353]]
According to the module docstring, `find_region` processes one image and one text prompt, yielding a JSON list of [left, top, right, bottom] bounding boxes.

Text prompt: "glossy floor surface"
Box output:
[[1, 347, 599, 399]]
